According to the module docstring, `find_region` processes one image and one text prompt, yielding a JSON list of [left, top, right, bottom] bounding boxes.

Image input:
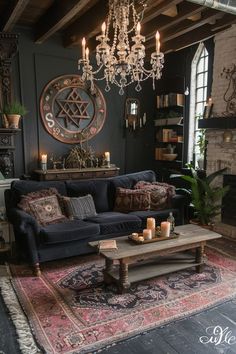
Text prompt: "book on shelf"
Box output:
[[156, 93, 184, 108], [98, 239, 118, 252]]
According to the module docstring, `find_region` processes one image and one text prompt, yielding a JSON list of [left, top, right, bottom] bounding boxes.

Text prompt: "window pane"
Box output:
[[196, 102, 204, 116], [197, 58, 204, 73], [197, 73, 204, 87], [204, 55, 208, 71], [196, 88, 204, 102]]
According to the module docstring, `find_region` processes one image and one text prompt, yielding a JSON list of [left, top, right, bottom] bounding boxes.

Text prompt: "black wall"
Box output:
[[11, 27, 158, 178], [10, 27, 214, 179]]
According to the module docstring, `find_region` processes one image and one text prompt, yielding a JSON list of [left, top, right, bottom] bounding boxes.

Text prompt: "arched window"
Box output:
[[188, 43, 209, 168]]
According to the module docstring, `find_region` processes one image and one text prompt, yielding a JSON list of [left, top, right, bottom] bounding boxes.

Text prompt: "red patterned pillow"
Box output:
[[114, 187, 151, 212], [17, 188, 67, 225], [134, 181, 175, 210], [28, 195, 66, 226]]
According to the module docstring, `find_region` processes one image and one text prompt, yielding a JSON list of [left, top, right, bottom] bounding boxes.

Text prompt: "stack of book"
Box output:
[[98, 239, 118, 252]]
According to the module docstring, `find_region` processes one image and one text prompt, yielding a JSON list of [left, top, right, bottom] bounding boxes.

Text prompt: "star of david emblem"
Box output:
[[40, 75, 106, 144], [56, 88, 90, 128]]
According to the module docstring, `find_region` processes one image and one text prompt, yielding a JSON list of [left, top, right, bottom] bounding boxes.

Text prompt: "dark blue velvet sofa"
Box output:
[[5, 170, 185, 274]]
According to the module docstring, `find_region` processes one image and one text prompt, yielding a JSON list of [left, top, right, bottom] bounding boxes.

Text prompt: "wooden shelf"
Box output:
[[198, 117, 236, 129], [155, 160, 182, 163]]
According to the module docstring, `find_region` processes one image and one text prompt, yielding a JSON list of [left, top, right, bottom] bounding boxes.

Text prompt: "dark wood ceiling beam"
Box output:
[[144, 3, 205, 40], [34, 0, 93, 44], [64, 0, 107, 47], [211, 14, 236, 31], [147, 22, 229, 54], [142, 0, 183, 24], [146, 9, 224, 50], [0, 0, 30, 31]]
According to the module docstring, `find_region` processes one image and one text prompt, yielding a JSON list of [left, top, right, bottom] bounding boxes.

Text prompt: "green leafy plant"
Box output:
[[2, 101, 27, 116], [196, 129, 206, 156], [181, 168, 230, 225]]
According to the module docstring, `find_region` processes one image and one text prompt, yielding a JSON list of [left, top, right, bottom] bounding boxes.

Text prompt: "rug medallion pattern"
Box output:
[[10, 249, 236, 353]]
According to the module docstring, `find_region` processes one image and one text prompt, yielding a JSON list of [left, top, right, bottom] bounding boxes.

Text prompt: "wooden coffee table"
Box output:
[[89, 224, 222, 293]]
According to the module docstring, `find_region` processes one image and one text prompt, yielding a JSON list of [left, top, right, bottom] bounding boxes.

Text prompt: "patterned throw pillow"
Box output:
[[62, 194, 97, 220], [114, 187, 151, 212], [28, 195, 66, 226], [134, 181, 176, 210], [18, 188, 61, 214]]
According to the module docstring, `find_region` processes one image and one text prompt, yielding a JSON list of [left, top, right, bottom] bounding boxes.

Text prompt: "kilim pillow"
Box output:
[[28, 195, 67, 226], [62, 194, 97, 220], [114, 187, 151, 212], [134, 181, 176, 210], [18, 188, 62, 214]]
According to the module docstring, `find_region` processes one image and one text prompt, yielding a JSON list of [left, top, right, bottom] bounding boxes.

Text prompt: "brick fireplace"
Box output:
[[205, 25, 236, 239]]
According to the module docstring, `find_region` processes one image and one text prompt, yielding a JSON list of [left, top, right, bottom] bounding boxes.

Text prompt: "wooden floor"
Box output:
[[0, 292, 236, 354]]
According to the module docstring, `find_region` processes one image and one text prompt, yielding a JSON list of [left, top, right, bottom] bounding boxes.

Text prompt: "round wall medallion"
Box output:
[[40, 75, 106, 144]]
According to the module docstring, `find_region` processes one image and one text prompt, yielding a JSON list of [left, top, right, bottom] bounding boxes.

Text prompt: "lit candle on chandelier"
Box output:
[[85, 47, 89, 61], [82, 37, 86, 60], [101, 22, 106, 36], [136, 22, 141, 36], [156, 31, 160, 54]]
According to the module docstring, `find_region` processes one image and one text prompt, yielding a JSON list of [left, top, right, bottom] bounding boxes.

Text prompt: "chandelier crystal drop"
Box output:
[[78, 0, 164, 95]]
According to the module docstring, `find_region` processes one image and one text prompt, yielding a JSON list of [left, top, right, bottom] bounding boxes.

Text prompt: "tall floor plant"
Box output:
[[181, 168, 230, 225]]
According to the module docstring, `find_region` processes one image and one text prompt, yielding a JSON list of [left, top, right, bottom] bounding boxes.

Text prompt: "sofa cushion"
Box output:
[[129, 209, 180, 228], [66, 179, 110, 212], [39, 219, 100, 244], [11, 180, 67, 203], [114, 188, 151, 212], [87, 211, 141, 235], [28, 195, 66, 226], [18, 188, 61, 214], [63, 195, 97, 220], [108, 170, 156, 209], [134, 181, 176, 210]]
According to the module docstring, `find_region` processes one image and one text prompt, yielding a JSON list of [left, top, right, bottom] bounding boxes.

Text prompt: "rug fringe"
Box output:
[[0, 265, 42, 354]]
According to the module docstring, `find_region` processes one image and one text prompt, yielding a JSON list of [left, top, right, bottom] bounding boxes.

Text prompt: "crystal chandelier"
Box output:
[[78, 0, 164, 95]]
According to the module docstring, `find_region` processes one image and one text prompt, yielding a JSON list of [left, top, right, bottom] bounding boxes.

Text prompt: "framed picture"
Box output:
[[203, 102, 213, 118]]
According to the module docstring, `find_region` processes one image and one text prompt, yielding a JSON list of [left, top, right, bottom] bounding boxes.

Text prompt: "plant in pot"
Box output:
[[1, 101, 27, 129], [180, 167, 230, 226]]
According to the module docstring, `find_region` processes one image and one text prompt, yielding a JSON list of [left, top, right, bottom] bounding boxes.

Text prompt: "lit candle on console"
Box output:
[[41, 154, 47, 164], [147, 217, 156, 238], [41, 154, 47, 172], [155, 31, 160, 54], [82, 37, 86, 60], [143, 229, 152, 240], [104, 151, 110, 164], [161, 221, 170, 237]]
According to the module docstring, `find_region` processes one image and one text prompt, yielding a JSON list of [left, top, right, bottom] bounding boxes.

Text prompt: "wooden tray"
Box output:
[[128, 232, 179, 245]]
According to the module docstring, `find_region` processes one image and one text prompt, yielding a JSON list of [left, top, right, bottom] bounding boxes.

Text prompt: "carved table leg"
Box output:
[[33, 263, 41, 277], [103, 258, 113, 284], [196, 243, 205, 273], [119, 260, 130, 294]]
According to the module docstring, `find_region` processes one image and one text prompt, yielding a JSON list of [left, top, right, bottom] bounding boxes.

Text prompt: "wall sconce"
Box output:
[[125, 98, 146, 131]]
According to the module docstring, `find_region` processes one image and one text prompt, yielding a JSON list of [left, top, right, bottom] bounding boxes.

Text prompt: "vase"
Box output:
[[7, 114, 21, 129]]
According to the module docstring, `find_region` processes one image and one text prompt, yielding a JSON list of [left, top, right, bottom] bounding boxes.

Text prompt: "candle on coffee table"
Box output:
[[161, 221, 170, 237], [147, 217, 156, 238], [143, 229, 152, 240]]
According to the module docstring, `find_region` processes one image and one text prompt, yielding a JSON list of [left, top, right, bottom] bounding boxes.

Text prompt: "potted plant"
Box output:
[[181, 167, 230, 226], [1, 101, 27, 128], [195, 129, 206, 170]]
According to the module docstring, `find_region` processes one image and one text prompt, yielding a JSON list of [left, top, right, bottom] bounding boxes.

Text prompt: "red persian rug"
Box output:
[[9, 249, 236, 353]]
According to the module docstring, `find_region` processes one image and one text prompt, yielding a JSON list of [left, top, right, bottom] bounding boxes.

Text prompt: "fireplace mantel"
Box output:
[[198, 117, 236, 129]]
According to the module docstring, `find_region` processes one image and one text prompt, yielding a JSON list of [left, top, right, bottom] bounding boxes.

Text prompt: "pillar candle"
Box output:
[[161, 221, 170, 237], [147, 217, 156, 238], [155, 31, 160, 54], [104, 151, 110, 162], [143, 228, 152, 240], [41, 154, 47, 163], [82, 37, 86, 60]]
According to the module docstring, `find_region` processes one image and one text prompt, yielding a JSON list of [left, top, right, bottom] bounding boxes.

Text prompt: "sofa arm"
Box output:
[[9, 208, 41, 267]]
